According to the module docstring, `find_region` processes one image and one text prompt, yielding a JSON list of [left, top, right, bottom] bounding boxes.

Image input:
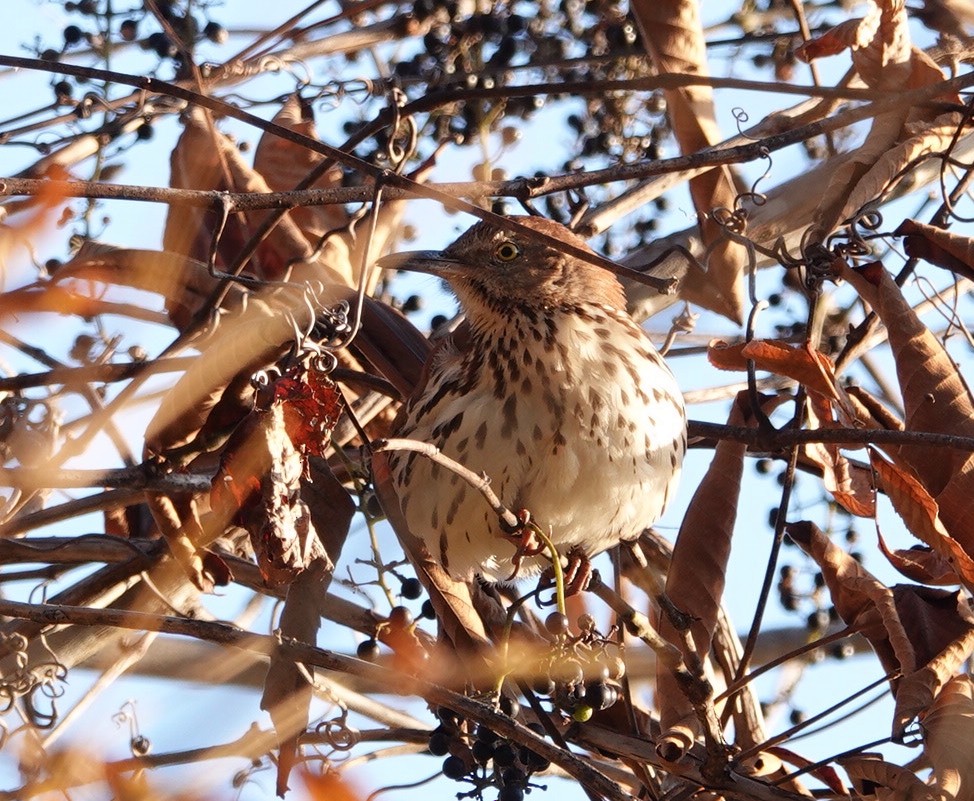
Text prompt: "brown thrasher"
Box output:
[[379, 216, 686, 584]]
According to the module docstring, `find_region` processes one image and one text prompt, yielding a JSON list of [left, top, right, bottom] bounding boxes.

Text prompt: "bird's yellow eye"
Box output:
[[495, 241, 520, 262]]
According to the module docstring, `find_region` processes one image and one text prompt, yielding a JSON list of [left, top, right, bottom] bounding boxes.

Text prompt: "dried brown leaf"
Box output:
[[631, 0, 745, 322], [921, 674, 974, 800], [262, 571, 331, 797], [877, 537, 961, 586], [897, 218, 974, 282], [840, 755, 939, 801], [165, 109, 329, 289], [657, 391, 752, 749], [786, 521, 916, 681], [708, 339, 855, 418], [870, 449, 974, 591], [253, 96, 346, 267], [895, 615, 974, 738], [838, 261, 974, 550]]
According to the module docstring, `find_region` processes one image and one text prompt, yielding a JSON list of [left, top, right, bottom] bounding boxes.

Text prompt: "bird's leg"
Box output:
[[501, 509, 546, 581], [561, 546, 594, 596]]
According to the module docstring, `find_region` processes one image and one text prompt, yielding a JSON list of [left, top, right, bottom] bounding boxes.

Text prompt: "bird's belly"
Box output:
[[391, 349, 685, 581]]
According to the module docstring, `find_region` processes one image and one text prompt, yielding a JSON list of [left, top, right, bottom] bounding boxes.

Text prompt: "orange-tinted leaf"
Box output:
[[869, 449, 974, 592], [270, 367, 342, 457], [839, 261, 974, 554], [300, 770, 364, 801], [764, 746, 848, 796], [709, 339, 856, 423]]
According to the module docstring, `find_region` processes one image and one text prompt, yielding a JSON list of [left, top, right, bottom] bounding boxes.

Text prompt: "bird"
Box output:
[[378, 216, 686, 586]]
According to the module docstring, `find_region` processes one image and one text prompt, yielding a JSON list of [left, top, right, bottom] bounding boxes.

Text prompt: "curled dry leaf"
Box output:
[[630, 0, 745, 322], [794, 1, 961, 237], [838, 261, 974, 554], [897, 218, 974, 283], [252, 95, 347, 279], [869, 449, 974, 593], [210, 374, 340, 586], [921, 675, 974, 800], [656, 391, 752, 756], [894, 612, 974, 738], [789, 522, 974, 742], [876, 536, 961, 586], [796, 1, 913, 92], [786, 521, 916, 683], [839, 755, 939, 801]]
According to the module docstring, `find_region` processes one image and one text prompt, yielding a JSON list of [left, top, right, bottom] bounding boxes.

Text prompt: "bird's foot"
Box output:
[[537, 546, 593, 598], [502, 509, 546, 581], [562, 547, 594, 596]]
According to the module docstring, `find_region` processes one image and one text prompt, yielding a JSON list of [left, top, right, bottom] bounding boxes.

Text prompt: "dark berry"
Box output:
[[471, 739, 494, 764], [831, 641, 855, 660], [400, 577, 423, 600], [436, 706, 461, 728], [53, 80, 73, 101], [420, 599, 436, 620], [492, 742, 517, 767], [401, 294, 423, 313], [40, 48, 60, 61], [806, 609, 830, 631], [441, 754, 467, 780], [544, 611, 570, 636], [813, 571, 826, 589], [388, 605, 414, 629], [531, 675, 555, 695], [501, 767, 527, 786], [63, 25, 84, 45], [755, 458, 773, 475], [130, 734, 150, 756], [204, 20, 228, 44], [119, 19, 138, 41], [498, 696, 520, 717], [474, 725, 496, 744], [584, 681, 619, 711], [135, 123, 154, 141], [499, 786, 525, 801], [356, 639, 380, 661], [146, 31, 175, 58], [789, 708, 806, 726], [428, 728, 452, 756], [519, 747, 550, 771]]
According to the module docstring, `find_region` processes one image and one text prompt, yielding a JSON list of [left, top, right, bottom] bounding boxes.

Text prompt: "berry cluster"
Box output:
[[428, 700, 547, 801], [533, 612, 624, 723]]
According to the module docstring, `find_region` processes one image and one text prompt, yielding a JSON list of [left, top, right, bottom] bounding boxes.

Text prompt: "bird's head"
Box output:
[[378, 217, 626, 321]]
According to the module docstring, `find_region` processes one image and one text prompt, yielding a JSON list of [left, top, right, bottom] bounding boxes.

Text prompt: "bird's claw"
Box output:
[[503, 509, 546, 582]]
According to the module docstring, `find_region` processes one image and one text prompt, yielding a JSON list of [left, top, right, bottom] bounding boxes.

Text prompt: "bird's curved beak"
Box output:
[[376, 250, 467, 278]]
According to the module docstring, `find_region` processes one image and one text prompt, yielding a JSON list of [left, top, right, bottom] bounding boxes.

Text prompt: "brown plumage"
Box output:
[[379, 217, 686, 580]]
